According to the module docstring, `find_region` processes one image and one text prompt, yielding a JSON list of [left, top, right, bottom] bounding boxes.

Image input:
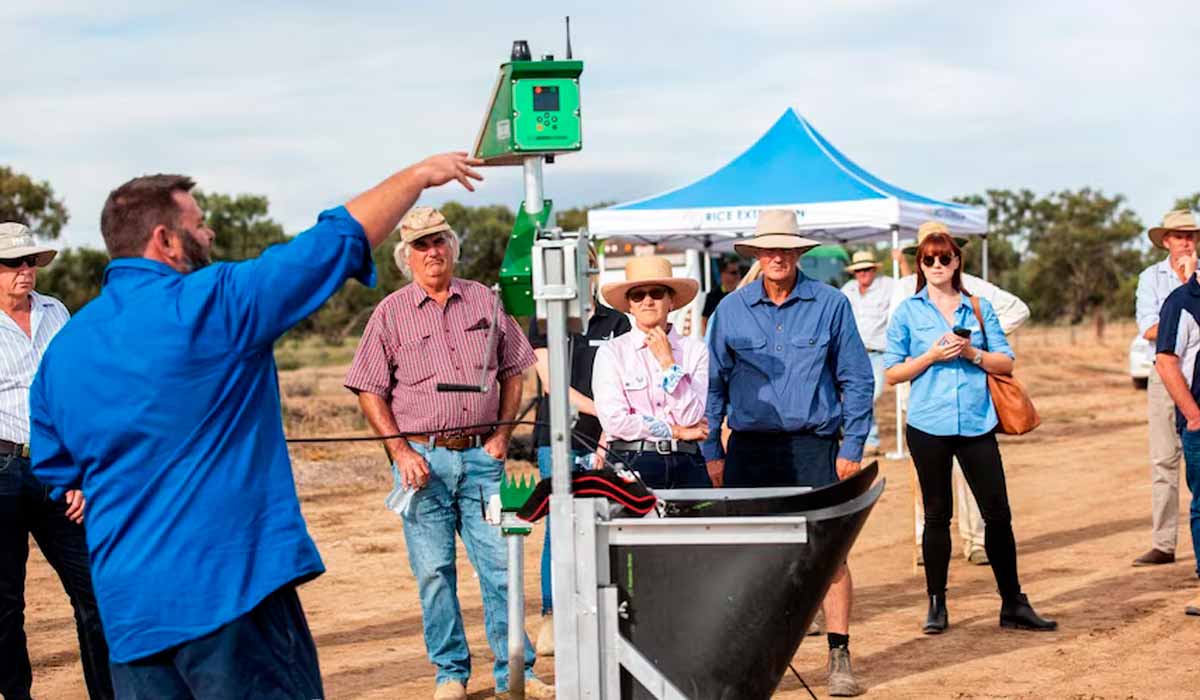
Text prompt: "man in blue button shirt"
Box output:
[[29, 152, 483, 699], [704, 209, 873, 697]]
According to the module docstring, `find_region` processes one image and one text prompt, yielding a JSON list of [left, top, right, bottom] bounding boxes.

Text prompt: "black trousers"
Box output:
[[906, 426, 1022, 600], [0, 455, 113, 700]]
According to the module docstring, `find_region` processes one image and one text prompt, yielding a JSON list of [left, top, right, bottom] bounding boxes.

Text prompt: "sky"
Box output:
[[3, 1, 1198, 249]]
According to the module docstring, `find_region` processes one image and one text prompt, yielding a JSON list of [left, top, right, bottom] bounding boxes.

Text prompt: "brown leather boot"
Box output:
[[1132, 548, 1175, 566]]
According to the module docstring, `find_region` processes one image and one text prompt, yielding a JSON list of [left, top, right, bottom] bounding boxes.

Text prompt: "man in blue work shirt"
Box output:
[[29, 152, 483, 698], [704, 209, 873, 698]]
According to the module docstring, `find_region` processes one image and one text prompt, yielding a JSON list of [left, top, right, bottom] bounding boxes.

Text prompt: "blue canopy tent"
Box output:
[[588, 107, 988, 250]]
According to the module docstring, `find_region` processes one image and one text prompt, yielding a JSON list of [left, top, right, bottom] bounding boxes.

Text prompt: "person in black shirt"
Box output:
[[700, 256, 744, 335], [526, 245, 631, 656]]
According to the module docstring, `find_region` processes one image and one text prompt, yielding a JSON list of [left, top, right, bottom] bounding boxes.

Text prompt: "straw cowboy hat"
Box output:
[[733, 209, 822, 258], [1147, 209, 1200, 250], [601, 256, 699, 313], [901, 220, 969, 255], [844, 250, 882, 273], [0, 222, 57, 267]]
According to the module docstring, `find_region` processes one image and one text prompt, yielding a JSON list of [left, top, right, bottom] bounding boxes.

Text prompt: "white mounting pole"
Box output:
[[524, 157, 544, 215], [886, 224, 906, 461]]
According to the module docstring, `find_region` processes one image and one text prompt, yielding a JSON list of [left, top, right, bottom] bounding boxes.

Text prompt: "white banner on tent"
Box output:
[[590, 197, 986, 246]]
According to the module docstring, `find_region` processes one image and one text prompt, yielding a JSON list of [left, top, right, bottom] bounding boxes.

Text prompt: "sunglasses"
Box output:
[[921, 254, 955, 268], [0, 255, 40, 269], [627, 287, 669, 303]]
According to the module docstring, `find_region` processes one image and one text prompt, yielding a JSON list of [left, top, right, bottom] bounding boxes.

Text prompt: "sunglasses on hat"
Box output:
[[627, 287, 669, 303], [0, 255, 40, 269], [921, 254, 955, 268]]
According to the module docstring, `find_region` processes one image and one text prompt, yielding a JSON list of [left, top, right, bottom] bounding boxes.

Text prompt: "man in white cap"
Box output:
[[0, 222, 113, 699], [1132, 209, 1200, 567], [841, 250, 895, 455], [705, 209, 873, 697], [345, 206, 551, 700], [890, 220, 1031, 566]]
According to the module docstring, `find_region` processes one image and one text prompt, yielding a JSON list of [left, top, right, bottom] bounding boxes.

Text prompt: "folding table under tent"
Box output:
[[588, 107, 990, 458]]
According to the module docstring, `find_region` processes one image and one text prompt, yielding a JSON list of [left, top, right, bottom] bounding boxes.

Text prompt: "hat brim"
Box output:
[[901, 236, 969, 255], [0, 247, 56, 267], [601, 277, 699, 313], [844, 261, 881, 273], [401, 223, 455, 244], [1148, 225, 1200, 250], [733, 233, 823, 258]]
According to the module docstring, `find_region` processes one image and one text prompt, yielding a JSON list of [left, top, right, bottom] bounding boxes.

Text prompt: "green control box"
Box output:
[[473, 59, 583, 165]]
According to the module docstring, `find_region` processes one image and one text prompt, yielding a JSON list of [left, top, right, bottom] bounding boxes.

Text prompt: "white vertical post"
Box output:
[[507, 534, 525, 699], [886, 225, 906, 461], [685, 248, 703, 338]]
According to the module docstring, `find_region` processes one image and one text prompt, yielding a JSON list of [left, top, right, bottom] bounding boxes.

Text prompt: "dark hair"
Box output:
[[914, 232, 964, 294], [100, 174, 196, 258]]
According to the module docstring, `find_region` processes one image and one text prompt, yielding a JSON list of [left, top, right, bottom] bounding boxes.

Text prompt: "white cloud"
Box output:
[[2, 0, 1197, 249]]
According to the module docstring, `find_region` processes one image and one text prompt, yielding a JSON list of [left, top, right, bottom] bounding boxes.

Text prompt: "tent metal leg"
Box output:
[[887, 225, 906, 461]]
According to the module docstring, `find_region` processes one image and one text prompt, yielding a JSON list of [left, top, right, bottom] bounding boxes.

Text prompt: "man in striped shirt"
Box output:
[[0, 223, 112, 700], [345, 206, 550, 700]]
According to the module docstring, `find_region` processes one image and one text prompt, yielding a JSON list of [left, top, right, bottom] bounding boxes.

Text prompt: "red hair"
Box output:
[[914, 233, 965, 294]]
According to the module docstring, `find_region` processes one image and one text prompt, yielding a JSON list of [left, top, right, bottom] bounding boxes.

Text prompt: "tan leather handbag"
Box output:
[[970, 297, 1041, 435]]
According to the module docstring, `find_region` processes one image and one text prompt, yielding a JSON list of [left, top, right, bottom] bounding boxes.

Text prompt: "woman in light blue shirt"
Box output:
[[884, 230, 1056, 636]]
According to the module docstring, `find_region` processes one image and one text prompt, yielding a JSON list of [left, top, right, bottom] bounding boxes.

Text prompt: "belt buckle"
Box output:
[[654, 440, 672, 455], [20, 444, 29, 458]]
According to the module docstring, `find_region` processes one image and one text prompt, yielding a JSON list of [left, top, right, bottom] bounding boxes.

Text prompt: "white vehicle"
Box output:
[[1130, 334, 1154, 389]]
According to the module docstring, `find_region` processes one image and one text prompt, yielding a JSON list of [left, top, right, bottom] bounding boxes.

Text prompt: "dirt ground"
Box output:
[[22, 323, 1200, 699]]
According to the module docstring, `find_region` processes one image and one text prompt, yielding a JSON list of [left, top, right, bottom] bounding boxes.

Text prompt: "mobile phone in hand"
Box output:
[[951, 326, 972, 339]]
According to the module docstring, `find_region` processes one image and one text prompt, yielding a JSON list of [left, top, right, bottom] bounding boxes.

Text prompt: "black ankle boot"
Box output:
[[1000, 593, 1057, 631], [923, 594, 948, 634]]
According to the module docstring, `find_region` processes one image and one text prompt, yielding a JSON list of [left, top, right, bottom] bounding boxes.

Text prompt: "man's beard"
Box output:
[[179, 230, 211, 271]]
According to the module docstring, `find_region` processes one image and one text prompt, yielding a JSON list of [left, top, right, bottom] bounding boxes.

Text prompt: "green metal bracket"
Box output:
[[500, 470, 538, 535], [498, 199, 551, 318]]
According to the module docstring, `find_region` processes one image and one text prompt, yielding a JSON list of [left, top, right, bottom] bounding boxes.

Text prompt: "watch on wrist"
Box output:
[[972, 350, 984, 366]]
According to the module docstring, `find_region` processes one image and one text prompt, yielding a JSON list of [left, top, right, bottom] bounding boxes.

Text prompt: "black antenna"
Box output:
[[565, 16, 573, 59]]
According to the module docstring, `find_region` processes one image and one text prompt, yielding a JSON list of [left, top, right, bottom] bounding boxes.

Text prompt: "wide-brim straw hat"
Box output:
[[901, 220, 969, 255], [601, 255, 699, 313], [844, 250, 882, 273], [1148, 209, 1200, 250], [0, 222, 57, 267], [733, 209, 822, 258]]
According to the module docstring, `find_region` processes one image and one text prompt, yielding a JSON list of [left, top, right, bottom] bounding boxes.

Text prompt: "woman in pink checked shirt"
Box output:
[[592, 256, 711, 489]]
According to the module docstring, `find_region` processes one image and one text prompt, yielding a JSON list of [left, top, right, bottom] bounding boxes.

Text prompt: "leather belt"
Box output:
[[407, 434, 486, 451], [0, 440, 30, 458], [609, 439, 700, 456]]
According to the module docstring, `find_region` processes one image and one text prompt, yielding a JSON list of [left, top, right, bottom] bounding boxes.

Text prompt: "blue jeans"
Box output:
[[109, 585, 321, 699], [0, 455, 112, 700], [1178, 429, 1200, 577], [535, 446, 589, 615], [398, 444, 535, 690], [867, 351, 886, 448]]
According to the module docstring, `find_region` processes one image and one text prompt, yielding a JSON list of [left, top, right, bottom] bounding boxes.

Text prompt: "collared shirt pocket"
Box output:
[[465, 318, 500, 371], [729, 335, 769, 376], [622, 374, 649, 393], [395, 334, 436, 386], [910, 322, 939, 356]]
